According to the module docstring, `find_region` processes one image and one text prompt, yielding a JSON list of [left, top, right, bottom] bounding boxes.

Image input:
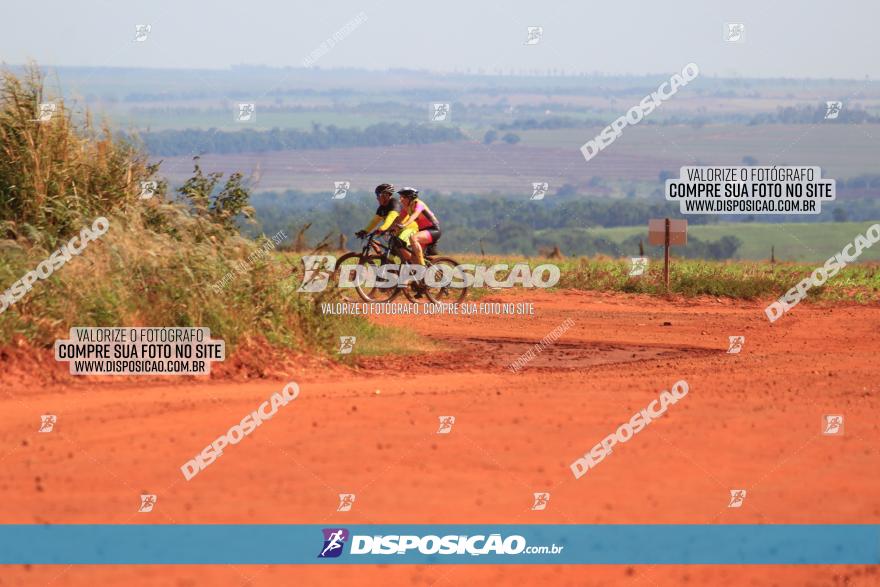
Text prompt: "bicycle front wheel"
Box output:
[[332, 252, 365, 303], [356, 254, 400, 303]]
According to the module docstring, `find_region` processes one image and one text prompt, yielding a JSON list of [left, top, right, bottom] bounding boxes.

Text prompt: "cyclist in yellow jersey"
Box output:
[[395, 187, 441, 266], [355, 183, 411, 239]]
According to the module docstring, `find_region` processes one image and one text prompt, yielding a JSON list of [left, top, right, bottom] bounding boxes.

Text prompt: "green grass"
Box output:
[[279, 250, 880, 305], [536, 221, 880, 263], [1, 227, 359, 356], [556, 257, 880, 301]]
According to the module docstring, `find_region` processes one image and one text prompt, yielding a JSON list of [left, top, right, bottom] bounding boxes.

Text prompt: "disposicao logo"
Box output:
[[316, 530, 564, 558], [318, 528, 350, 558]]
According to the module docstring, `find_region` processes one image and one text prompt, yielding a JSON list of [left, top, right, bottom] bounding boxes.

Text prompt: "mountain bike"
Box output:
[[332, 232, 468, 304]]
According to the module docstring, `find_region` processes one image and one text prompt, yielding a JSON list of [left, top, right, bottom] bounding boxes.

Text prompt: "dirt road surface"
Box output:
[[2, 290, 878, 586]]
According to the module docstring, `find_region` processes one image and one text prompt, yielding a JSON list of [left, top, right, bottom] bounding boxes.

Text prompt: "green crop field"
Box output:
[[103, 109, 403, 131], [536, 221, 880, 263]]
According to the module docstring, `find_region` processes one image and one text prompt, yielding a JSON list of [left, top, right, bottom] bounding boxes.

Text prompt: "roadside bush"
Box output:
[[0, 65, 375, 357]]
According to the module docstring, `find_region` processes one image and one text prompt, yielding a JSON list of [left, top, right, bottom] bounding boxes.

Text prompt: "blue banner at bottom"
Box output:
[[0, 525, 877, 564]]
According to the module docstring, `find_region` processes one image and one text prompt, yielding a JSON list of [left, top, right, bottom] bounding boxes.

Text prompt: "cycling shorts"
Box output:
[[396, 221, 420, 244], [421, 228, 441, 244]]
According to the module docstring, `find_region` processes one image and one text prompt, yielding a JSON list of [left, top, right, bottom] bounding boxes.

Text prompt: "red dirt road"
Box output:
[[1, 290, 879, 586]]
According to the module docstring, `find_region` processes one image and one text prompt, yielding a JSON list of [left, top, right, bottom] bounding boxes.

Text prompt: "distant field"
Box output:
[[157, 141, 680, 194], [520, 124, 880, 180], [539, 221, 880, 262], [154, 122, 880, 194]]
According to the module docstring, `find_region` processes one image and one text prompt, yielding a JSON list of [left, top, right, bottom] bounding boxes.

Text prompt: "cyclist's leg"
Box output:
[[398, 224, 420, 264], [423, 228, 441, 256], [419, 229, 442, 259], [423, 229, 440, 246], [412, 230, 433, 265], [410, 235, 424, 266], [384, 230, 410, 263], [396, 245, 412, 263]]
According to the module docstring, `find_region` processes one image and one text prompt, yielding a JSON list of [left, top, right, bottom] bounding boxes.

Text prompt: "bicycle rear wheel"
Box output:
[[424, 257, 468, 304]]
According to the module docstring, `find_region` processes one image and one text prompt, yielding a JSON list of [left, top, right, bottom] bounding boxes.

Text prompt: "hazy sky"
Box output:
[[1, 0, 876, 78]]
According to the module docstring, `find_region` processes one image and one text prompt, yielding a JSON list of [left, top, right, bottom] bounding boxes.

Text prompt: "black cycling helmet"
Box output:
[[397, 186, 419, 198], [374, 183, 394, 197]]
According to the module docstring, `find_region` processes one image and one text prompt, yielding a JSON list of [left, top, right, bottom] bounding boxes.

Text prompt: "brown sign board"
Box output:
[[648, 218, 688, 246]]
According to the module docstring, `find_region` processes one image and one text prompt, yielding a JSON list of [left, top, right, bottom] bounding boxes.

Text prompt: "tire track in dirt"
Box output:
[[359, 335, 719, 372]]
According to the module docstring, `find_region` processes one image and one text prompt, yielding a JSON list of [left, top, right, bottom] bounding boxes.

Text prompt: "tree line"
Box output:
[[128, 122, 466, 156], [246, 192, 747, 259]]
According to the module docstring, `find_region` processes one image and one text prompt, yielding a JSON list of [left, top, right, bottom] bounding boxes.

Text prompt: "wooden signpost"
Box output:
[[648, 218, 688, 290]]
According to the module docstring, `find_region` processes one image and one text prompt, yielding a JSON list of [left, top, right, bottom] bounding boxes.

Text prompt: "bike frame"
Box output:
[[362, 232, 416, 263]]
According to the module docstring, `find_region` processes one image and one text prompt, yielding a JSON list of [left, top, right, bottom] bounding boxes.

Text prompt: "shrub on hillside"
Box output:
[[0, 65, 372, 357]]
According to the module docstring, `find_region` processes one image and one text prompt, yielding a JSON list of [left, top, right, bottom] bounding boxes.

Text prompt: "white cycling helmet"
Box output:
[[397, 187, 419, 198]]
